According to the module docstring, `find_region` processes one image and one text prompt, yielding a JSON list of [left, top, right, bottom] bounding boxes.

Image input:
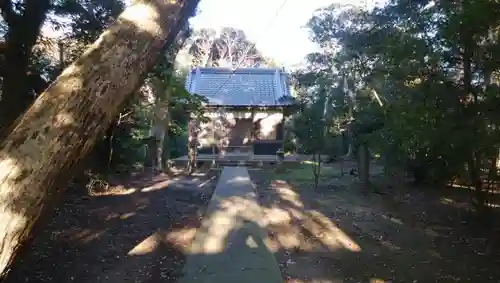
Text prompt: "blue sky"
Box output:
[[190, 0, 379, 68]]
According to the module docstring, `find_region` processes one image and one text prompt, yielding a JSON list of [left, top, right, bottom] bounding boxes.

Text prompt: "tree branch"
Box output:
[[75, 1, 106, 30], [0, 0, 19, 26]]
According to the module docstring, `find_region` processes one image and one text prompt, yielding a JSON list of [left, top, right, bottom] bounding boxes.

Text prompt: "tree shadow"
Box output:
[[249, 168, 500, 282], [6, 165, 477, 283], [6, 157, 500, 283], [2, 170, 218, 283]]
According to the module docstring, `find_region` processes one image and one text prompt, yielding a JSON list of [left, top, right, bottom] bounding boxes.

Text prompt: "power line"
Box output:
[[209, 0, 290, 98], [234, 0, 289, 68]]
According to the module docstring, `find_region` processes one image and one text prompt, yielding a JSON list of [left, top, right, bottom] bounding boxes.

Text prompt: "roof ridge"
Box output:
[[191, 67, 285, 74]]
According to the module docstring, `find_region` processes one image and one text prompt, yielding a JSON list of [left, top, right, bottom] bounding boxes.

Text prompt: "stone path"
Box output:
[[179, 167, 283, 283]]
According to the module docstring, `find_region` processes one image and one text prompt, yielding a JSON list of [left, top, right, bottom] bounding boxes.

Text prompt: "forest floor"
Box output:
[[4, 162, 500, 283], [4, 167, 219, 283], [250, 162, 500, 283]]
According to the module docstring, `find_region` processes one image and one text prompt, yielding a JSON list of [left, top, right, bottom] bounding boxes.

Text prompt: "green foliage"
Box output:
[[297, 0, 500, 209], [0, 0, 203, 173], [292, 101, 327, 155], [273, 162, 341, 187]]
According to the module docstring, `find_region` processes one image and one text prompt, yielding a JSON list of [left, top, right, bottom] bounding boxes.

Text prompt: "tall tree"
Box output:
[[0, 0, 128, 139], [186, 27, 268, 68], [301, 0, 500, 215], [187, 28, 217, 67], [0, 0, 52, 137], [145, 26, 191, 171], [0, 0, 199, 277], [55, 0, 126, 45], [291, 74, 335, 188], [211, 27, 264, 67]]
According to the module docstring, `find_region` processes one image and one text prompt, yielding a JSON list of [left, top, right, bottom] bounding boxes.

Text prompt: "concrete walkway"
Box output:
[[179, 167, 283, 283]]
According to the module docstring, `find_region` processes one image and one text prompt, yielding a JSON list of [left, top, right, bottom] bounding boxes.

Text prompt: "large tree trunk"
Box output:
[[0, 0, 199, 277]]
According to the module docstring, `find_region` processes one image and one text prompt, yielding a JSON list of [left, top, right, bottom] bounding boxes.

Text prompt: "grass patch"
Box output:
[[273, 162, 341, 185]]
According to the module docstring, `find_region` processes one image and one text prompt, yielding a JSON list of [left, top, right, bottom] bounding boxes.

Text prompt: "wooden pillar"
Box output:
[[250, 109, 255, 159], [211, 111, 216, 166], [281, 108, 286, 150]]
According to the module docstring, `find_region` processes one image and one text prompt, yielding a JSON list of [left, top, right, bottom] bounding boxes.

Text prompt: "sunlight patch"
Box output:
[[127, 232, 161, 256], [198, 175, 216, 188], [307, 211, 361, 252], [228, 176, 251, 184], [270, 181, 304, 208], [89, 186, 137, 196], [167, 228, 197, 251], [55, 112, 76, 127], [141, 180, 170, 192], [120, 212, 136, 220], [381, 214, 404, 225], [440, 197, 454, 205], [263, 207, 293, 226], [188, 210, 236, 254], [81, 229, 108, 243], [246, 235, 259, 248], [0, 155, 21, 186], [120, 2, 162, 35]]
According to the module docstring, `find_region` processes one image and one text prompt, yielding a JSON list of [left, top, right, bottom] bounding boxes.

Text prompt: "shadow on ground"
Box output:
[[250, 163, 500, 283], [5, 163, 500, 283], [3, 170, 218, 283]]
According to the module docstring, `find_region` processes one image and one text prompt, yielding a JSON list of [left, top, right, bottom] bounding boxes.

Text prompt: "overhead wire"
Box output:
[[209, 0, 290, 98]]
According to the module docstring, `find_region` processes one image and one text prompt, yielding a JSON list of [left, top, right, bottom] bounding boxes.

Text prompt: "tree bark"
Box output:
[[0, 0, 199, 278], [312, 153, 321, 190], [149, 78, 169, 171], [161, 91, 171, 170], [187, 119, 200, 174]]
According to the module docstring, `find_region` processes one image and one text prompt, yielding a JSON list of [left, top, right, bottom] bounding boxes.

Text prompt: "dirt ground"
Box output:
[[249, 163, 500, 283], [4, 163, 500, 283], [3, 169, 218, 283]]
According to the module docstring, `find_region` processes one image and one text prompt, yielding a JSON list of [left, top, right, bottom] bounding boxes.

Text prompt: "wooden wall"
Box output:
[[196, 108, 284, 154]]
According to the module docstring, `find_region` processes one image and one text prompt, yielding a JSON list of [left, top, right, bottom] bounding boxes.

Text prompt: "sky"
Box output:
[[41, 0, 380, 69], [189, 0, 378, 69]]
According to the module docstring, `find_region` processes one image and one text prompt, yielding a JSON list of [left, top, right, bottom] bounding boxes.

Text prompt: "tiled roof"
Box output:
[[184, 67, 294, 106]]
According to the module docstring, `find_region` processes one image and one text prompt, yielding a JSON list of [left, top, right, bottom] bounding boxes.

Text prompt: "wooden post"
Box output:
[[212, 122, 216, 167], [250, 109, 255, 160], [281, 108, 286, 151]]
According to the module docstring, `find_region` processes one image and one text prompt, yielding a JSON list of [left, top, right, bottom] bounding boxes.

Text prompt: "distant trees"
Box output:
[[185, 27, 277, 68], [289, 0, 500, 219], [291, 75, 336, 189]]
